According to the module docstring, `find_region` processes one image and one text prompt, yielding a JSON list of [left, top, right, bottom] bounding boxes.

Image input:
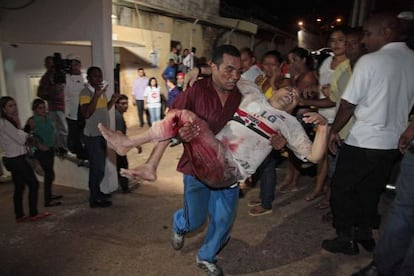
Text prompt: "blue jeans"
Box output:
[[148, 107, 160, 125], [374, 149, 414, 275], [173, 174, 239, 263], [84, 136, 106, 203]]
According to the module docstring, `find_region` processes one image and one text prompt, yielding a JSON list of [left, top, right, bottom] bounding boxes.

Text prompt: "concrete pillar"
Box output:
[[90, 0, 118, 193]]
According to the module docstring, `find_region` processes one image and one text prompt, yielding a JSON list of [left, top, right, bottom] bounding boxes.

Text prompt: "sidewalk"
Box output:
[[0, 125, 392, 275]]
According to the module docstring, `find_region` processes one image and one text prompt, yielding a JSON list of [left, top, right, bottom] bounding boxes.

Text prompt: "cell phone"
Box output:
[[101, 80, 109, 90]]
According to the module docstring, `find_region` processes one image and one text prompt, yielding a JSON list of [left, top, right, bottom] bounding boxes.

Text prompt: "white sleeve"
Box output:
[[237, 78, 263, 97], [1, 119, 28, 146], [342, 55, 372, 105], [281, 118, 312, 161]]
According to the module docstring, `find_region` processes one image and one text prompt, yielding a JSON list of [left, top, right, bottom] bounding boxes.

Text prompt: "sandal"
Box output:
[[315, 201, 330, 209], [279, 186, 299, 194], [16, 215, 28, 223], [305, 192, 324, 201], [29, 212, 51, 221], [248, 205, 272, 216], [44, 201, 62, 207]]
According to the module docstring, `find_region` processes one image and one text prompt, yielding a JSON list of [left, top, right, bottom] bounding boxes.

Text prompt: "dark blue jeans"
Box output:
[[253, 151, 277, 210], [375, 149, 414, 275], [84, 136, 106, 203], [135, 100, 145, 127]]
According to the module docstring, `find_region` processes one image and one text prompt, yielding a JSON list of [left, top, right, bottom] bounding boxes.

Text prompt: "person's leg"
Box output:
[[173, 174, 210, 235], [354, 149, 400, 230], [136, 100, 144, 127], [5, 157, 26, 218], [374, 151, 414, 275], [50, 111, 68, 150], [146, 108, 152, 127], [322, 144, 360, 255], [307, 153, 328, 201], [152, 106, 161, 123], [98, 109, 184, 156], [258, 152, 277, 209], [66, 118, 76, 154], [84, 136, 107, 204], [35, 149, 55, 205], [116, 154, 129, 192], [148, 107, 156, 126], [198, 184, 240, 263]]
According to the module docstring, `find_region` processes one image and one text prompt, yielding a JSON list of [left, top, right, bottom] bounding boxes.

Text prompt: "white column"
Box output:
[[91, 0, 118, 193]]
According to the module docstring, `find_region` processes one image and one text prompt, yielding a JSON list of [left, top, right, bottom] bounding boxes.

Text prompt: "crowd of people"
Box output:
[[1, 10, 414, 276]]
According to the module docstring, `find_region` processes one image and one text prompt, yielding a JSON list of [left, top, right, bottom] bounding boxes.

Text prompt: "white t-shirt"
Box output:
[[342, 42, 414, 149], [0, 119, 28, 158], [144, 86, 161, 108], [216, 78, 312, 180], [64, 74, 85, 120], [318, 56, 336, 123]]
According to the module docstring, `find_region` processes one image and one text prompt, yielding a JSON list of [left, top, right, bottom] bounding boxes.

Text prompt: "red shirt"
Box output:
[[172, 77, 242, 176]]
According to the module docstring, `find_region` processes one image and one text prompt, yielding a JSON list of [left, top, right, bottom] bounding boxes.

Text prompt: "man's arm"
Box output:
[[399, 120, 414, 153], [302, 112, 328, 163], [328, 99, 356, 154]]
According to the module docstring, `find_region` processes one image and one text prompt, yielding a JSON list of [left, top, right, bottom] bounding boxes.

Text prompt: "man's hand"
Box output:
[[177, 121, 200, 142], [328, 132, 341, 155], [270, 132, 286, 150], [399, 122, 414, 153]]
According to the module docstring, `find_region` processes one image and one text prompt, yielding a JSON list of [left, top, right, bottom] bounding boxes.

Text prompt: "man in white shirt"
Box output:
[[131, 68, 149, 128], [322, 12, 414, 256], [64, 55, 87, 163]]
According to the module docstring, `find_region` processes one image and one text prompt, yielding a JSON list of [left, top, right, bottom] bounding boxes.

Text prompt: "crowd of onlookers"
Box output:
[[1, 10, 414, 276]]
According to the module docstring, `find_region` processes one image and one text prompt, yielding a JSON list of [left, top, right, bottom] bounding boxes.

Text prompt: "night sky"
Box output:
[[221, 0, 414, 32]]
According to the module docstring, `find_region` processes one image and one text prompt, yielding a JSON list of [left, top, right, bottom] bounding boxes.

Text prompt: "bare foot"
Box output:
[[98, 123, 133, 155], [120, 163, 157, 182]]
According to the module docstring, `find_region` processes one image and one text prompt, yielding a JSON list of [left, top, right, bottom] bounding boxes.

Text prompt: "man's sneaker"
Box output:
[[171, 231, 184, 250], [196, 256, 223, 276], [321, 235, 359, 255]]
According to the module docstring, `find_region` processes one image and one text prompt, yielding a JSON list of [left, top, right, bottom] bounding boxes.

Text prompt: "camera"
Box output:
[[52, 52, 72, 84]]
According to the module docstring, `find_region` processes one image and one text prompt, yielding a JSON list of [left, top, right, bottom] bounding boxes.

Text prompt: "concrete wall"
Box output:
[[113, 25, 170, 127]]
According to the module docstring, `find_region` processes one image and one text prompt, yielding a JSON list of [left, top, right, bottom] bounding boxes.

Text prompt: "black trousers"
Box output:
[[66, 118, 88, 160], [116, 154, 129, 191], [34, 149, 55, 204], [331, 144, 400, 233], [3, 155, 39, 218]]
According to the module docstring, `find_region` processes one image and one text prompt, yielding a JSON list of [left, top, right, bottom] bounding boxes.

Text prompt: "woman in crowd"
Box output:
[[25, 98, 62, 207], [0, 96, 50, 222], [279, 46, 319, 193], [299, 27, 348, 207], [144, 77, 161, 125]]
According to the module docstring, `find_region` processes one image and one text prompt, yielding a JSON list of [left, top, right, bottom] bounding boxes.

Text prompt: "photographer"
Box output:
[[37, 55, 68, 156]]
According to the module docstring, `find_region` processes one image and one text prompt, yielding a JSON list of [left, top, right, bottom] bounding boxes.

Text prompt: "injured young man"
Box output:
[[98, 77, 328, 188]]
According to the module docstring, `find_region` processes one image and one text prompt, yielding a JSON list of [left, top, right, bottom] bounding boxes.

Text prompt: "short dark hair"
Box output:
[[32, 98, 46, 111], [212, 44, 241, 67], [262, 50, 284, 64], [288, 47, 314, 70], [87, 66, 102, 76], [138, 67, 144, 71], [240, 47, 254, 58], [167, 77, 177, 85], [116, 94, 128, 103]]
